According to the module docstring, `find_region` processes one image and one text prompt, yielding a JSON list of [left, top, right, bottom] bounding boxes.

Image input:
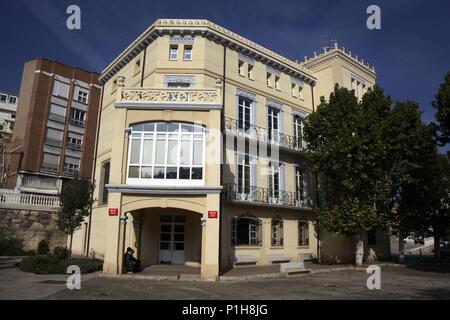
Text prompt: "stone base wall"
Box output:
[[0, 207, 67, 251]]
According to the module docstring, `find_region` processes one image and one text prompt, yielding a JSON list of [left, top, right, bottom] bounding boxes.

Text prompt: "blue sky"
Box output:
[[1, 0, 449, 125]]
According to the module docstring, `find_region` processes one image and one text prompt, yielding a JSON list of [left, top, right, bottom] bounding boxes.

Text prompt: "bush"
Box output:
[[53, 247, 70, 260], [0, 228, 24, 256], [37, 239, 49, 255], [20, 254, 103, 275]]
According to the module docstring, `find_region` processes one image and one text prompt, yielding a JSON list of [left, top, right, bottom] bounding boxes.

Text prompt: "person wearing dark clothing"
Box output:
[[124, 247, 140, 273]]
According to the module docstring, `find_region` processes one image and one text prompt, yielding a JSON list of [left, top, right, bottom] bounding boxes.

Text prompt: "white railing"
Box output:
[[0, 192, 61, 208], [21, 175, 59, 190]]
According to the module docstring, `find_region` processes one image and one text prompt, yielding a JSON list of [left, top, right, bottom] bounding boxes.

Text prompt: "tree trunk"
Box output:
[[355, 235, 364, 266], [398, 231, 405, 264], [434, 232, 441, 260], [69, 234, 73, 262]]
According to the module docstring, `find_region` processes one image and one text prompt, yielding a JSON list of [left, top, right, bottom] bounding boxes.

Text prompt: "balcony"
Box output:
[[45, 138, 63, 148], [66, 142, 82, 151], [0, 191, 60, 209], [69, 118, 85, 128], [222, 183, 312, 209], [41, 163, 59, 173], [224, 116, 306, 152], [21, 175, 58, 190], [116, 87, 222, 110]]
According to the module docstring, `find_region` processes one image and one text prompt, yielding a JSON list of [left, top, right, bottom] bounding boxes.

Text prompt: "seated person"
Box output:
[[124, 247, 141, 273]]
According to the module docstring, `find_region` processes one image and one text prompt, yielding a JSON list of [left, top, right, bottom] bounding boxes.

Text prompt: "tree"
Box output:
[[304, 85, 391, 266], [432, 72, 450, 146], [57, 177, 95, 259], [383, 101, 439, 262]]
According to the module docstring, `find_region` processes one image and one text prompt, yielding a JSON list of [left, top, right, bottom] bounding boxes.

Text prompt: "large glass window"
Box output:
[[268, 161, 280, 199], [238, 97, 251, 132], [231, 215, 261, 246], [127, 122, 205, 184], [53, 80, 70, 99], [267, 107, 279, 142], [295, 166, 309, 204], [293, 115, 305, 149], [298, 220, 310, 246], [271, 216, 284, 246]]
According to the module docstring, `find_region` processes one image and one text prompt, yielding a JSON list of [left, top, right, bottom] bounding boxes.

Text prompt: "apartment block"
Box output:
[[4, 59, 101, 194]]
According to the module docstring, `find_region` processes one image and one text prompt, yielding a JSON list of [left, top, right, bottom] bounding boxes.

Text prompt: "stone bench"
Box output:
[[231, 255, 258, 267], [267, 254, 290, 264], [280, 261, 311, 275], [298, 253, 314, 262]]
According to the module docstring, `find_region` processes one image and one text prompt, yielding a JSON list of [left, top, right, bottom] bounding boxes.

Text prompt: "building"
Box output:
[[0, 92, 18, 138], [4, 59, 101, 194], [71, 19, 382, 280]]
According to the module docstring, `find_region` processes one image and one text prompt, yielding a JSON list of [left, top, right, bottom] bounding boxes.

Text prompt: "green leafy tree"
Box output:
[[304, 85, 391, 265], [383, 101, 439, 261], [432, 72, 450, 146], [57, 177, 95, 259]]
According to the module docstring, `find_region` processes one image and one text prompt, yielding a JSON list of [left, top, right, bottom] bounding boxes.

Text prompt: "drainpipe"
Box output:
[[310, 83, 321, 262], [85, 84, 104, 257], [218, 44, 227, 276]]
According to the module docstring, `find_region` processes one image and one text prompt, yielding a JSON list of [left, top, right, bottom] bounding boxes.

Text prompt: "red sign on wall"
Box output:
[[109, 208, 119, 216], [208, 211, 218, 219]]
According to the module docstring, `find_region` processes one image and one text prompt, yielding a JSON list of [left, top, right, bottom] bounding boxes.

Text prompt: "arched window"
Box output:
[[127, 122, 205, 185], [271, 216, 284, 246], [231, 215, 261, 246], [298, 220, 309, 246]]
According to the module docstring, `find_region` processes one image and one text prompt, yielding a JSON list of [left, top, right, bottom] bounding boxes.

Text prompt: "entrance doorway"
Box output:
[[159, 215, 186, 264]]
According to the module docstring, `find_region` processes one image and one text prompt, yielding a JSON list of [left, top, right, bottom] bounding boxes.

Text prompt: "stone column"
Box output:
[[200, 193, 221, 280]]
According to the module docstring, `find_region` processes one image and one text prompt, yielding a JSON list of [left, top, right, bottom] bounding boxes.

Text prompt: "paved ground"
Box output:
[[44, 265, 450, 300]]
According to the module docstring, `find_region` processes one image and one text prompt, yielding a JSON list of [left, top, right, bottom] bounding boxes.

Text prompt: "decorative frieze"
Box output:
[[120, 87, 220, 105], [169, 35, 194, 45]]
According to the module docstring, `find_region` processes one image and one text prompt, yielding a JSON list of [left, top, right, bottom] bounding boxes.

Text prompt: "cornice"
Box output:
[[100, 19, 317, 85]]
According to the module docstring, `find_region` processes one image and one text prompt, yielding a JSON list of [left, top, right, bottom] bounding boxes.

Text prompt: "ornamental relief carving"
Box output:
[[121, 88, 219, 104]]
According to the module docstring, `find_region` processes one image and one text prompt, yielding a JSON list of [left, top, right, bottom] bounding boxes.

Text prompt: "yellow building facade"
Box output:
[[71, 19, 380, 280]]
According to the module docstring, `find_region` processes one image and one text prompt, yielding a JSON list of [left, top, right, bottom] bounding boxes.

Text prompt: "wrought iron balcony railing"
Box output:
[[222, 183, 312, 209], [224, 116, 306, 152], [66, 142, 82, 151], [69, 118, 86, 128]]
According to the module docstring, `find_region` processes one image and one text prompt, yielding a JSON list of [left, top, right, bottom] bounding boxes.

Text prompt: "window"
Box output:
[[75, 87, 89, 104], [53, 80, 70, 99], [298, 220, 309, 246], [231, 215, 261, 246], [99, 160, 110, 205], [49, 104, 66, 123], [111, 79, 117, 94], [267, 107, 279, 142], [134, 59, 141, 74], [169, 45, 178, 60], [42, 153, 60, 172], [293, 115, 305, 149], [266, 73, 272, 87], [67, 136, 82, 150], [167, 82, 191, 88], [295, 166, 309, 205], [45, 128, 63, 147], [64, 163, 80, 175], [8, 96, 17, 104], [70, 108, 86, 127], [127, 122, 205, 185], [271, 216, 284, 246], [247, 65, 253, 79], [183, 46, 192, 60], [238, 60, 244, 76], [268, 161, 280, 199], [237, 154, 251, 194], [292, 84, 297, 97], [238, 97, 252, 132], [0, 94, 6, 103], [275, 76, 280, 90], [298, 86, 304, 100]]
